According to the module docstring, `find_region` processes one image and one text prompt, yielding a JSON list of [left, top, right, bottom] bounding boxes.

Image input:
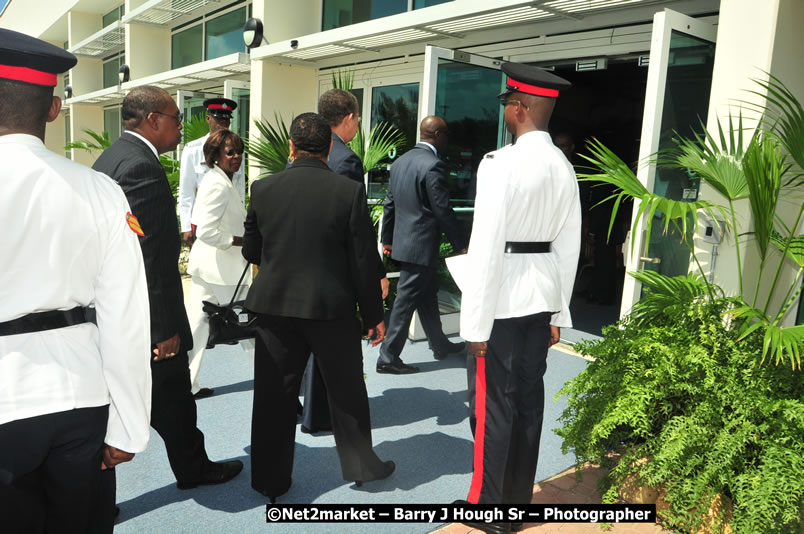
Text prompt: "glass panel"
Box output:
[[104, 107, 121, 143], [431, 59, 505, 314], [322, 0, 407, 30], [205, 7, 246, 60], [64, 113, 71, 159], [645, 30, 715, 277], [102, 57, 119, 89], [367, 82, 419, 199], [102, 6, 121, 27], [181, 94, 208, 134], [172, 24, 203, 69], [414, 0, 451, 8], [231, 87, 250, 139]]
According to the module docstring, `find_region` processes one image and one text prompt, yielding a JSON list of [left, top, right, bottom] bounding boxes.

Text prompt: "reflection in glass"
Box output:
[[367, 83, 419, 199], [206, 8, 247, 60], [646, 30, 715, 277], [182, 95, 207, 134], [414, 0, 452, 8], [231, 87, 250, 139], [104, 107, 121, 143], [172, 25, 203, 69], [322, 0, 407, 30]]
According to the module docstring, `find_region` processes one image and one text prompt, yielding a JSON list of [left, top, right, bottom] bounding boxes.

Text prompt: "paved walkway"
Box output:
[[432, 463, 668, 534]]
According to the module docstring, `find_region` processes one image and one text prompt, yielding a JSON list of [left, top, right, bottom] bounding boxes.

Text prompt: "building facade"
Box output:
[[3, 0, 802, 333]]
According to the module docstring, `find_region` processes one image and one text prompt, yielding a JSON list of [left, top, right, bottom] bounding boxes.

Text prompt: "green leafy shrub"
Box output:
[[556, 298, 804, 533]]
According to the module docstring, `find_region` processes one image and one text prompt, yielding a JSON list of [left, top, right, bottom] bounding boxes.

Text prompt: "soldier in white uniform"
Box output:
[[0, 29, 151, 534], [447, 62, 581, 534], [178, 97, 246, 248]]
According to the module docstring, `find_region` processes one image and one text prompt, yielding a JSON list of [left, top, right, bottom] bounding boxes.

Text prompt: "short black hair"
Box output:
[[0, 79, 53, 131], [203, 129, 244, 168], [290, 112, 331, 158], [317, 89, 358, 127], [122, 85, 170, 130]]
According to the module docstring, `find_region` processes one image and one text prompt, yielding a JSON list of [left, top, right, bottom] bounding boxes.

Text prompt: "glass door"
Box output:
[[419, 45, 507, 315], [620, 9, 717, 317], [224, 80, 250, 138]]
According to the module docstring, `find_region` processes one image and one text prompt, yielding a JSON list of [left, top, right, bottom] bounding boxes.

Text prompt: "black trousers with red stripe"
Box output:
[[465, 311, 552, 505]]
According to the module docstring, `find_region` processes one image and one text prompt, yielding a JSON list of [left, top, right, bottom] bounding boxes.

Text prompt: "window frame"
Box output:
[[170, 0, 250, 69]]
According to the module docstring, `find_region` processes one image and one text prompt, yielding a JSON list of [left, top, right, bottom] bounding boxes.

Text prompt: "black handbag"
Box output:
[[202, 263, 256, 349]]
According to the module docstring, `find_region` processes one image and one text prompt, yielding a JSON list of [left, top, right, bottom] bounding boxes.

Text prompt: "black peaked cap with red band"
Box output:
[[498, 62, 571, 99], [0, 28, 77, 87], [203, 97, 237, 118]]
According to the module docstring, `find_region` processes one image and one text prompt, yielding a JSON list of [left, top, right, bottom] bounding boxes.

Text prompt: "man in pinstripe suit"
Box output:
[[93, 86, 242, 490]]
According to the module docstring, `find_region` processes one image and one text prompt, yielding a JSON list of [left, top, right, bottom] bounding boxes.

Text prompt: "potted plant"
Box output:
[[555, 75, 804, 534]]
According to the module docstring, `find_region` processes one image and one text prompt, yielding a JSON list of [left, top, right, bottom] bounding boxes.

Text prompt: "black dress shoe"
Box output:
[[433, 341, 466, 360], [193, 387, 214, 399], [376, 361, 419, 374], [300, 423, 332, 434], [354, 460, 395, 487], [177, 459, 243, 489]]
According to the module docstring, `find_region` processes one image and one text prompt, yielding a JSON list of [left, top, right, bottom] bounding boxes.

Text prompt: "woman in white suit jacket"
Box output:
[[186, 129, 251, 398]]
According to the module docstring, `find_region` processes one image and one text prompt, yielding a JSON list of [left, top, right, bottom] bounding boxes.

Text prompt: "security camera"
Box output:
[[290, 39, 298, 49]]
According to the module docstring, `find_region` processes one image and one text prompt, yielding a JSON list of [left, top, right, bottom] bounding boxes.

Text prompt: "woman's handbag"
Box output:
[[202, 263, 256, 349]]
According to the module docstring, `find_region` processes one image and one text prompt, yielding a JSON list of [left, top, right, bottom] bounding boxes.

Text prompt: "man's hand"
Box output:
[[466, 340, 488, 357], [153, 333, 180, 361], [367, 321, 386, 347], [182, 231, 195, 246], [380, 277, 389, 299], [101, 445, 135, 470], [382, 244, 392, 257], [550, 325, 561, 347]]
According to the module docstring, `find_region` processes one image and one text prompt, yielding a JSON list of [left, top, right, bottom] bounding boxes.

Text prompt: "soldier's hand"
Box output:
[[182, 231, 195, 246], [367, 321, 386, 347], [380, 277, 389, 299], [153, 334, 180, 361], [101, 445, 135, 470], [466, 341, 488, 357], [382, 244, 392, 257], [549, 325, 561, 347]]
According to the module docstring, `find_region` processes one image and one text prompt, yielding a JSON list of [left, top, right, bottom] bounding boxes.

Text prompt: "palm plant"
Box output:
[[349, 121, 406, 173], [183, 112, 210, 144], [243, 112, 290, 178], [65, 128, 111, 155], [579, 75, 804, 369]]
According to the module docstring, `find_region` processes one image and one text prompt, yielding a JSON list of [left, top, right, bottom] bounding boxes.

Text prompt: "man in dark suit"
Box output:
[[378, 116, 468, 374], [297, 88, 389, 434], [243, 112, 394, 501], [92, 86, 243, 491]]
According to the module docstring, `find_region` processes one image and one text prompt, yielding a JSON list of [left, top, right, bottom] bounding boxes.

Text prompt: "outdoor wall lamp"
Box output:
[[119, 64, 130, 83], [243, 18, 267, 49], [64, 85, 72, 99]]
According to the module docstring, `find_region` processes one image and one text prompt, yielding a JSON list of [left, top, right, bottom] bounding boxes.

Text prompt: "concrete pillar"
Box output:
[[125, 0, 170, 79], [68, 104, 104, 167]]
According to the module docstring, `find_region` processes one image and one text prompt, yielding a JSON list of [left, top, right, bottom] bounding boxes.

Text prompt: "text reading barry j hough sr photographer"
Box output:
[[265, 503, 656, 524]]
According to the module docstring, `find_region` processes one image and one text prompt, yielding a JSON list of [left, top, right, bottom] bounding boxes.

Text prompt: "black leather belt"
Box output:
[[0, 307, 97, 337], [504, 241, 551, 253]]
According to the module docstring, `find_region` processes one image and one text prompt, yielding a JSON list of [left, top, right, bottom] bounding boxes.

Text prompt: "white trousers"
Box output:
[[186, 276, 252, 394]]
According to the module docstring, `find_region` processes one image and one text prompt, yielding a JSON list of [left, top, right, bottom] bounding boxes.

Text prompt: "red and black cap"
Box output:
[[498, 62, 571, 99], [0, 28, 77, 87], [203, 97, 237, 118]]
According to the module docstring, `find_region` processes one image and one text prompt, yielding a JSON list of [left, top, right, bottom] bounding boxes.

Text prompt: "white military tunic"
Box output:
[[0, 134, 152, 454], [447, 130, 582, 342], [178, 133, 246, 232]]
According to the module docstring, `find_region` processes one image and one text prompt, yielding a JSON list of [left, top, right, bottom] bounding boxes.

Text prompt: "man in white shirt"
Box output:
[[0, 29, 151, 534], [178, 97, 246, 248], [447, 62, 580, 533]]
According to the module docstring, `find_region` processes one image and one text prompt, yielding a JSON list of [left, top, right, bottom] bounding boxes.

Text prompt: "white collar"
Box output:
[[419, 141, 438, 156], [124, 130, 159, 159]]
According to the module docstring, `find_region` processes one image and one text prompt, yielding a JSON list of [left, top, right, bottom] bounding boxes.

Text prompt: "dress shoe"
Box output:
[[376, 361, 419, 374], [452, 500, 512, 534], [300, 423, 332, 434], [433, 341, 466, 360], [193, 387, 214, 399], [176, 459, 243, 489], [354, 460, 395, 487]]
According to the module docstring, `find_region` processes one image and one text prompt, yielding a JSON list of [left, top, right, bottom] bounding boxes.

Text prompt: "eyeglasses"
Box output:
[[151, 110, 183, 125], [500, 99, 529, 111]]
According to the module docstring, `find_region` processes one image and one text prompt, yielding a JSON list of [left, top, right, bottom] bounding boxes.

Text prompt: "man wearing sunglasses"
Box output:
[[178, 98, 246, 254], [448, 62, 581, 534]]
